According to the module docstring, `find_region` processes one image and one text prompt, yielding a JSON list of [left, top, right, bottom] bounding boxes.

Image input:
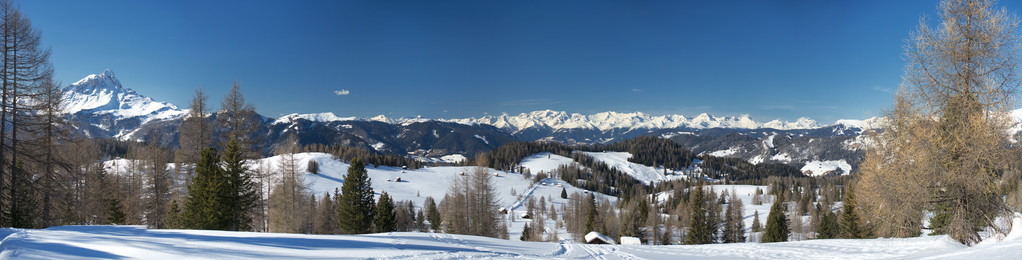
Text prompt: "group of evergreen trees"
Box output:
[[301, 143, 423, 169], [177, 139, 256, 231]]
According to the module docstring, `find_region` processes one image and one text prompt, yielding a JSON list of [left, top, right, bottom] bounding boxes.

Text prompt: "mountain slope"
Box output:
[[446, 110, 821, 133], [56, 71, 879, 171], [62, 69, 186, 139]]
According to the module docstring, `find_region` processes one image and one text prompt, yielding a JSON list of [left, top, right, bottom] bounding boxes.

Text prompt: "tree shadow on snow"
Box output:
[[8, 241, 125, 259]]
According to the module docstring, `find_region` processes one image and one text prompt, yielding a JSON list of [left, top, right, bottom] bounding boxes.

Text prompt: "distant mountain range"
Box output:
[[62, 69, 979, 175]]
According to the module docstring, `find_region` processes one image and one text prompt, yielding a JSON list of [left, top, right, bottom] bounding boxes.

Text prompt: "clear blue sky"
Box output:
[[20, 0, 1022, 123]]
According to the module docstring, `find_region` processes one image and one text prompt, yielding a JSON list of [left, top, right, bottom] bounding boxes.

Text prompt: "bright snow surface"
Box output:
[[581, 151, 687, 183], [9, 154, 1022, 257], [520, 152, 574, 174], [1, 219, 1020, 259], [15, 154, 1022, 259], [800, 160, 853, 176]]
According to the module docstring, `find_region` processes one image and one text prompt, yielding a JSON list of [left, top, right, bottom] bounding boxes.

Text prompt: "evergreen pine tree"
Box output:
[[929, 203, 951, 235], [661, 225, 673, 245], [751, 210, 762, 233], [723, 190, 746, 243], [762, 199, 789, 243], [106, 197, 127, 225], [425, 196, 441, 232], [167, 200, 181, 229], [223, 137, 258, 231], [182, 148, 230, 230], [817, 211, 839, 239], [314, 193, 337, 234], [416, 210, 427, 232], [685, 185, 712, 244], [840, 185, 865, 239], [307, 160, 320, 174], [561, 187, 567, 199], [338, 158, 375, 234], [585, 193, 598, 232], [375, 191, 396, 233], [707, 190, 723, 243], [521, 223, 531, 241]]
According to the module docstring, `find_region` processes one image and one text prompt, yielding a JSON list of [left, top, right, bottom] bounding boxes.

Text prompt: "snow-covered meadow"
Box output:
[[2, 219, 1021, 259], [9, 152, 1022, 259]]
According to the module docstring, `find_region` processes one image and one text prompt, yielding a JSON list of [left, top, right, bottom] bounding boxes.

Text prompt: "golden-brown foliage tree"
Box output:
[[858, 0, 1019, 245]]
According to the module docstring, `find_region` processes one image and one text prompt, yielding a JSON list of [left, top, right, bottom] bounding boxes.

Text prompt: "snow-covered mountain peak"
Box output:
[[273, 112, 356, 125], [70, 69, 122, 92], [446, 110, 825, 132], [370, 114, 392, 123], [62, 70, 185, 138]]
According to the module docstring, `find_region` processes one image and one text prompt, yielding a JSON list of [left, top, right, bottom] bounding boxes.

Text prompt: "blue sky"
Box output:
[[20, 0, 1022, 123]]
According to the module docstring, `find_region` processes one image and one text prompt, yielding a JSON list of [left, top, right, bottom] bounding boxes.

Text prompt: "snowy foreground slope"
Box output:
[[37, 153, 1022, 259], [0, 222, 1019, 259]]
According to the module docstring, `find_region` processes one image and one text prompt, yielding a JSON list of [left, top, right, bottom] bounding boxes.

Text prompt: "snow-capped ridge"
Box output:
[[273, 112, 356, 125], [61, 69, 186, 140], [62, 69, 184, 122], [448, 110, 823, 132]]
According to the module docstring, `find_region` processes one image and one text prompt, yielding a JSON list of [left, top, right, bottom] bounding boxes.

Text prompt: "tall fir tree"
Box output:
[[338, 158, 375, 234], [723, 190, 746, 243], [520, 223, 531, 241], [182, 148, 229, 230], [840, 185, 865, 239], [375, 191, 396, 233], [425, 196, 441, 232], [751, 210, 762, 233], [685, 185, 712, 244], [585, 193, 598, 232], [817, 211, 839, 239], [223, 137, 258, 231], [762, 199, 789, 243]]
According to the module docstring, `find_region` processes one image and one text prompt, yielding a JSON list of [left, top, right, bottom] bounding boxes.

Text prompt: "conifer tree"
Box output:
[[223, 137, 258, 231], [314, 193, 336, 234], [840, 185, 865, 239], [856, 0, 1019, 245], [182, 148, 229, 230], [585, 193, 597, 232], [167, 200, 181, 229], [416, 209, 427, 232], [106, 197, 126, 225], [661, 225, 673, 245], [375, 191, 396, 233], [520, 223, 531, 241], [425, 196, 441, 232], [685, 185, 711, 244], [723, 190, 746, 243], [561, 187, 567, 199], [817, 211, 839, 239], [751, 210, 762, 233], [175, 88, 212, 179], [706, 189, 723, 243], [762, 199, 789, 243], [338, 158, 375, 234]]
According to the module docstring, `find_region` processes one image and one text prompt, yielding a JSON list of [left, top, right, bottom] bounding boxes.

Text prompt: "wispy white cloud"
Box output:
[[334, 89, 350, 96], [631, 88, 643, 92], [872, 86, 893, 94]]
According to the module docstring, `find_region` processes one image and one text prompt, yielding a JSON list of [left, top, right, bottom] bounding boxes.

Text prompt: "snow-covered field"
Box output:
[[35, 153, 1022, 259], [581, 151, 688, 183], [800, 160, 853, 176], [2, 220, 1021, 259], [520, 152, 574, 174]]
